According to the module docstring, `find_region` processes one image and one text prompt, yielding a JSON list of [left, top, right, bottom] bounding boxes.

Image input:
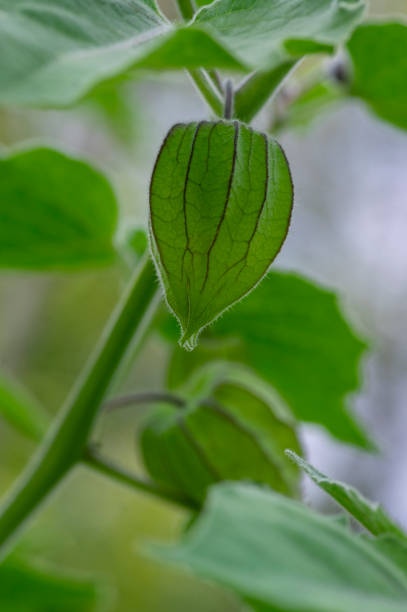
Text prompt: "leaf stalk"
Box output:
[[176, 0, 196, 21], [188, 69, 224, 117], [83, 447, 196, 510], [103, 391, 186, 411]]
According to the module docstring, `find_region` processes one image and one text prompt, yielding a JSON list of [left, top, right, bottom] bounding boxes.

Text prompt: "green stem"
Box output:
[[176, 0, 195, 21], [83, 448, 196, 510], [207, 69, 224, 94], [104, 391, 186, 411], [234, 61, 296, 124], [108, 290, 162, 397], [0, 256, 159, 561], [188, 69, 224, 117], [174, 0, 224, 118]]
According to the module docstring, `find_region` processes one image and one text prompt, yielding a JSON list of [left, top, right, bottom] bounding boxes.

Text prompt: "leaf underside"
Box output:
[[194, 0, 365, 69], [0, 0, 365, 107], [155, 482, 407, 612]]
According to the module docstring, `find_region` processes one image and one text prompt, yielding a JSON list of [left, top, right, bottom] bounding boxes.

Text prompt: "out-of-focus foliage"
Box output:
[[163, 271, 370, 448], [348, 23, 407, 132], [0, 148, 118, 269], [372, 537, 407, 579], [194, 0, 365, 68], [126, 228, 149, 259], [0, 556, 105, 612], [0, 0, 364, 107], [157, 482, 407, 612], [0, 374, 48, 441], [194, 0, 213, 7], [0, 0, 240, 107], [273, 80, 345, 132]]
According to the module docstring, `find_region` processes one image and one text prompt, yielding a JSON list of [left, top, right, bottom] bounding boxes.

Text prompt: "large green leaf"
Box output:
[[0, 0, 241, 107], [0, 0, 364, 108], [0, 374, 48, 440], [150, 120, 293, 350], [0, 147, 118, 269], [194, 0, 365, 69], [140, 363, 301, 504], [0, 556, 104, 611], [164, 271, 371, 448], [347, 22, 407, 132], [156, 482, 407, 612], [287, 451, 406, 539]]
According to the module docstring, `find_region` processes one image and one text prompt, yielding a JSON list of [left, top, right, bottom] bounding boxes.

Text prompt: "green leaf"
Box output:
[[347, 23, 407, 131], [0, 0, 242, 108], [0, 0, 364, 108], [126, 227, 148, 258], [140, 363, 301, 505], [149, 120, 293, 350], [287, 451, 405, 539], [0, 374, 48, 441], [0, 556, 104, 612], [372, 536, 407, 579], [0, 147, 118, 269], [84, 83, 139, 146], [274, 80, 345, 132], [164, 271, 371, 448], [156, 482, 407, 612], [194, 0, 365, 70]]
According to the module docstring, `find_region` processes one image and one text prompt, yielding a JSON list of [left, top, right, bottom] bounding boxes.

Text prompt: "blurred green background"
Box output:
[[1, 1, 407, 610]]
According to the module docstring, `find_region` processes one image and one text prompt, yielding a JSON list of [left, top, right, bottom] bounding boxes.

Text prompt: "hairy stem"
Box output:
[[104, 391, 185, 411], [0, 256, 159, 561], [188, 69, 224, 117], [83, 448, 196, 510]]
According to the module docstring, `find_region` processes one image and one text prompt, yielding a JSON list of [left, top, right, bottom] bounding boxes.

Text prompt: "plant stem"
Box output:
[[103, 391, 185, 411], [223, 80, 234, 120], [108, 291, 162, 397], [176, 0, 195, 21], [188, 69, 224, 117], [0, 255, 159, 561], [234, 61, 296, 124], [174, 0, 225, 118], [207, 69, 224, 94], [83, 448, 196, 510]]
